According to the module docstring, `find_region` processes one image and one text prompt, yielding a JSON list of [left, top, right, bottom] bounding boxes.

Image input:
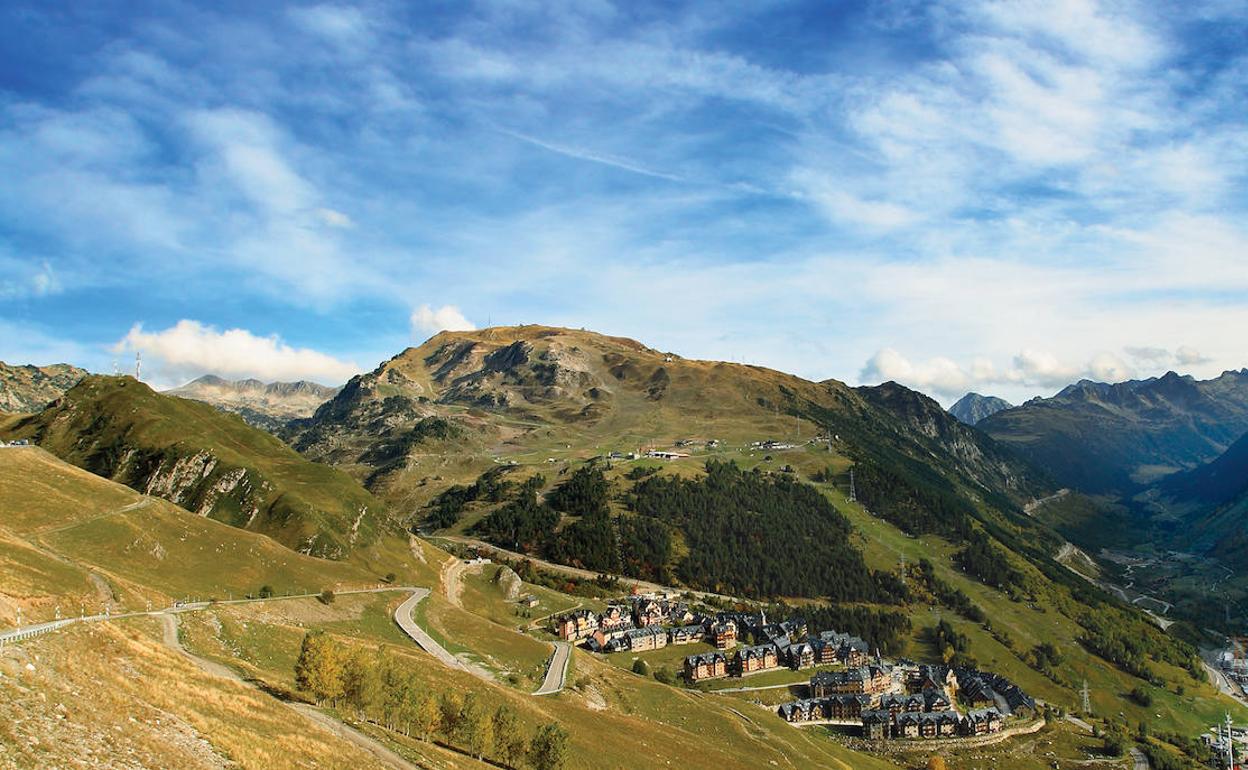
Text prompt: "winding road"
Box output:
[[533, 642, 571, 696]]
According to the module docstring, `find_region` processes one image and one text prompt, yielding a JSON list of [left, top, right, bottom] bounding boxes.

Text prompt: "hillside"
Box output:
[[0, 361, 86, 412], [288, 326, 1047, 514], [166, 374, 339, 432], [1154, 431, 1248, 570], [2, 376, 387, 559], [979, 370, 1248, 493], [949, 392, 1012, 425]]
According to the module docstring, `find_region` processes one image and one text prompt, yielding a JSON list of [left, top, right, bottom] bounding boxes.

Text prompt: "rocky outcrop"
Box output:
[[0, 362, 87, 413]]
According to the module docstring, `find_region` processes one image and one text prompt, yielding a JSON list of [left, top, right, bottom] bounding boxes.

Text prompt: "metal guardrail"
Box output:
[[0, 618, 76, 645]]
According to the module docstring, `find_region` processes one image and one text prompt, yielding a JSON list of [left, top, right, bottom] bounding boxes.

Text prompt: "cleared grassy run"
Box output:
[[0, 448, 436, 624], [4, 376, 387, 557]]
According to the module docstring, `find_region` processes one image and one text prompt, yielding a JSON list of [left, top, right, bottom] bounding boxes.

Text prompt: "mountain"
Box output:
[[287, 326, 1047, 511], [1155, 431, 1248, 570], [978, 369, 1248, 494], [2, 375, 387, 558], [165, 374, 339, 432], [0, 361, 87, 413], [949, 392, 1013, 425]]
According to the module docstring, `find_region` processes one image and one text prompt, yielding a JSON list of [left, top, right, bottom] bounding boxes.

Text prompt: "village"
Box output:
[[552, 593, 1035, 744]]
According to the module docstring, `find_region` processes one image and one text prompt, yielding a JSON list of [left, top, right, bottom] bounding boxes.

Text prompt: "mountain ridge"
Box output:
[[0, 361, 88, 413], [165, 374, 340, 432]]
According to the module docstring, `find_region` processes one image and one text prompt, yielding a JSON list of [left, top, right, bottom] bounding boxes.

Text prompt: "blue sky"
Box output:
[[1, 0, 1246, 403]]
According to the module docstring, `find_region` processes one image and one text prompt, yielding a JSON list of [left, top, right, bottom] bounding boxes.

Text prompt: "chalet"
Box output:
[[954, 669, 995, 707], [879, 693, 925, 715], [599, 605, 630, 631], [924, 689, 953, 712], [518, 595, 540, 609], [777, 699, 821, 723], [809, 637, 839, 665], [555, 609, 598, 641], [825, 694, 872, 720], [785, 641, 815, 670], [668, 624, 705, 646], [624, 625, 668, 652], [710, 620, 737, 649], [907, 664, 956, 695], [684, 652, 727, 682], [861, 710, 891, 740], [734, 644, 779, 675], [666, 603, 695, 625], [818, 664, 893, 695], [894, 712, 922, 738], [962, 708, 1003, 735], [818, 631, 869, 667], [922, 712, 961, 737], [645, 450, 689, 460], [633, 599, 665, 627]]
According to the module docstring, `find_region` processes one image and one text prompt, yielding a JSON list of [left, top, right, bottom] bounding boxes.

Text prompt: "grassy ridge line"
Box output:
[[0, 447, 436, 626], [3, 375, 388, 558]]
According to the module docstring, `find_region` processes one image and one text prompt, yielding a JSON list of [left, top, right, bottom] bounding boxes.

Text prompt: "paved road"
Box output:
[[533, 641, 571, 696], [1130, 746, 1150, 770], [392, 588, 470, 673]]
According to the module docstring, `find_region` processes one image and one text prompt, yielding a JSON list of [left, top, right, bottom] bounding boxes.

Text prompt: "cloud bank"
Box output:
[[114, 320, 360, 386]]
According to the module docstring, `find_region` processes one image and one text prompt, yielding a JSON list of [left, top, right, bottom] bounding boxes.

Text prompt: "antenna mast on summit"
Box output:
[[135, 352, 141, 381]]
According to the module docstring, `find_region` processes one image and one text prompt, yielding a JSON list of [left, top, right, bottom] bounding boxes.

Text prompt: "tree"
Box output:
[[383, 572, 397, 584], [413, 691, 441, 742], [653, 666, 675, 685], [342, 647, 384, 720], [492, 703, 527, 766], [456, 694, 493, 760], [440, 691, 464, 737], [927, 757, 948, 770], [294, 632, 346, 705], [529, 723, 569, 770], [259, 584, 275, 599], [319, 589, 336, 605], [632, 659, 650, 676]]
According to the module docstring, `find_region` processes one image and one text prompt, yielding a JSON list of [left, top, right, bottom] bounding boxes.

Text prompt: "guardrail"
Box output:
[[0, 618, 76, 645]]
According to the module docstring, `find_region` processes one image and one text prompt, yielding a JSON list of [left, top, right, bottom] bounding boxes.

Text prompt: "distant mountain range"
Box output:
[[949, 393, 1013, 425], [978, 369, 1248, 494], [165, 374, 339, 431], [0, 361, 87, 413]]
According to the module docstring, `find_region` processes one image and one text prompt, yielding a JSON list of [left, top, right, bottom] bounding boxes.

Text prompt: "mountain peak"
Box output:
[[948, 392, 1013, 426]]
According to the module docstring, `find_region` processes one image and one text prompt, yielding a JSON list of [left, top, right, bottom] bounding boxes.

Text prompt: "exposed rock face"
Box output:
[[0, 362, 87, 413], [165, 375, 339, 432], [949, 393, 1013, 426], [493, 564, 522, 601]]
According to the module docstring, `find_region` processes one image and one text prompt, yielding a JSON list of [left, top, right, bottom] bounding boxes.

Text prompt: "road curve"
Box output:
[[533, 641, 571, 696], [392, 588, 470, 673], [1130, 747, 1151, 770]]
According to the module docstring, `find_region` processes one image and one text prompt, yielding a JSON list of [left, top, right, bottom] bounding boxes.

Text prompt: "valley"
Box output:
[[3, 326, 1247, 770]]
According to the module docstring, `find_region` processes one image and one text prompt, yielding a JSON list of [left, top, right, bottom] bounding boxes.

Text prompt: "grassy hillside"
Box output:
[[0, 447, 409, 625], [3, 375, 387, 558]]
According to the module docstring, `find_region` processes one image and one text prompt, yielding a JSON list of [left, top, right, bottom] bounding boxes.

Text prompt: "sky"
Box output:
[[1, 0, 1246, 404]]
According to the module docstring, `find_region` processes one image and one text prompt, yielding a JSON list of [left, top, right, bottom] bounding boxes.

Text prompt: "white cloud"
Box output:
[[410, 305, 476, 337], [859, 346, 1140, 399], [114, 320, 360, 386]]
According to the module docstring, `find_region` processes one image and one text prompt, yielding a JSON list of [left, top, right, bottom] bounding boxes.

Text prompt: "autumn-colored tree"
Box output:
[[927, 756, 948, 770], [342, 647, 384, 720], [456, 693, 494, 760], [294, 631, 346, 705], [413, 691, 442, 742]]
